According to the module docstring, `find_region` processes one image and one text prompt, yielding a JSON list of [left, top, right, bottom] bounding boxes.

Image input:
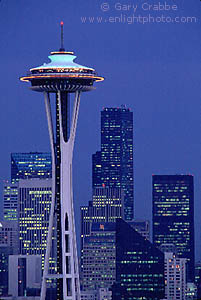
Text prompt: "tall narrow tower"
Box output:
[[20, 22, 104, 300]]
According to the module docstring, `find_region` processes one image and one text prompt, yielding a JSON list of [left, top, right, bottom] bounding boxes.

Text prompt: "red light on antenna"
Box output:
[[61, 21, 64, 26]]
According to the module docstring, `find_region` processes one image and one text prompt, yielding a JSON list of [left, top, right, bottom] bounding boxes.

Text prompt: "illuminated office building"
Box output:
[[3, 183, 18, 221], [18, 179, 55, 273], [195, 262, 201, 298], [3, 153, 51, 222], [152, 175, 195, 282], [80, 187, 124, 250], [81, 223, 116, 292], [160, 246, 186, 300], [11, 152, 51, 183], [93, 106, 134, 221]]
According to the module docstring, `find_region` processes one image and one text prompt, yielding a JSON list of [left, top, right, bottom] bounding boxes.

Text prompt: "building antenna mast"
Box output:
[[60, 21, 65, 51]]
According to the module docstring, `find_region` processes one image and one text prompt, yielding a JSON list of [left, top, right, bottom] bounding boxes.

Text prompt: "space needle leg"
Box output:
[[40, 92, 56, 300], [69, 91, 81, 300], [58, 90, 81, 300]]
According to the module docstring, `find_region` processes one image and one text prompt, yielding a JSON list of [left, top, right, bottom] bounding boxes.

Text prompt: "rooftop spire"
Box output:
[[60, 21, 65, 51]]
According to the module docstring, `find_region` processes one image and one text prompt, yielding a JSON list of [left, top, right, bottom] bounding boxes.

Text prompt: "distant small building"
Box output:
[[81, 288, 112, 300], [186, 282, 197, 300], [160, 244, 186, 300], [8, 255, 41, 297], [195, 261, 201, 298], [0, 221, 18, 253], [98, 288, 112, 300], [81, 290, 96, 300], [0, 245, 13, 296]]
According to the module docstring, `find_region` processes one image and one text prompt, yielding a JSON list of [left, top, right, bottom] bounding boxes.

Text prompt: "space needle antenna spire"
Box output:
[[60, 21, 65, 51]]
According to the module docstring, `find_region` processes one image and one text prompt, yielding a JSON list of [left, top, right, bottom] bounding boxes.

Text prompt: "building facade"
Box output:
[[11, 152, 51, 183], [0, 245, 13, 296], [152, 175, 195, 282], [163, 251, 186, 300], [81, 219, 164, 300], [92, 107, 134, 221], [18, 179, 55, 272], [0, 221, 18, 253], [81, 223, 116, 292], [81, 187, 124, 247], [8, 255, 41, 297], [112, 219, 165, 300], [3, 183, 19, 221]]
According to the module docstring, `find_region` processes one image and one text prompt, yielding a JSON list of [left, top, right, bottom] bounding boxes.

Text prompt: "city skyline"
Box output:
[[0, 0, 200, 261]]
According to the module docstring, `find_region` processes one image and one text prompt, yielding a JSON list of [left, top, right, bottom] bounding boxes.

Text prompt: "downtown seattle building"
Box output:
[[0, 221, 18, 296], [20, 22, 104, 300], [3, 183, 18, 221], [3, 152, 52, 221], [18, 179, 54, 271], [11, 152, 52, 183], [81, 220, 164, 300], [160, 244, 187, 300], [80, 187, 124, 250], [152, 175, 195, 282], [92, 106, 134, 221]]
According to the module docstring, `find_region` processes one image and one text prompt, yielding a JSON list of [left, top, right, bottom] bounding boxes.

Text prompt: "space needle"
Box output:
[[20, 22, 104, 300]]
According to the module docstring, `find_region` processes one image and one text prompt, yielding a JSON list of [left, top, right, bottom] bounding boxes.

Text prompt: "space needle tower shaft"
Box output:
[[20, 22, 104, 300]]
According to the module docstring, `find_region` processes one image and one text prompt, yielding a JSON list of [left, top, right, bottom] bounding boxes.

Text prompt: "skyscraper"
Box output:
[[152, 175, 195, 282], [11, 152, 52, 183], [18, 179, 53, 271], [93, 106, 134, 221], [3, 152, 52, 221], [80, 187, 124, 257], [113, 219, 165, 300], [81, 222, 116, 292], [20, 22, 104, 300]]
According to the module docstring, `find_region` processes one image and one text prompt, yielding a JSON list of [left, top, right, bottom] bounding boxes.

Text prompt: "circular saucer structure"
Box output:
[[20, 51, 104, 92], [20, 25, 104, 300]]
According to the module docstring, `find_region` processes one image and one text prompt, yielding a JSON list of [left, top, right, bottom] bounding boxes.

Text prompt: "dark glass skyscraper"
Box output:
[[11, 152, 52, 183], [93, 106, 134, 221], [81, 219, 164, 299], [112, 219, 165, 300], [152, 175, 195, 282]]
